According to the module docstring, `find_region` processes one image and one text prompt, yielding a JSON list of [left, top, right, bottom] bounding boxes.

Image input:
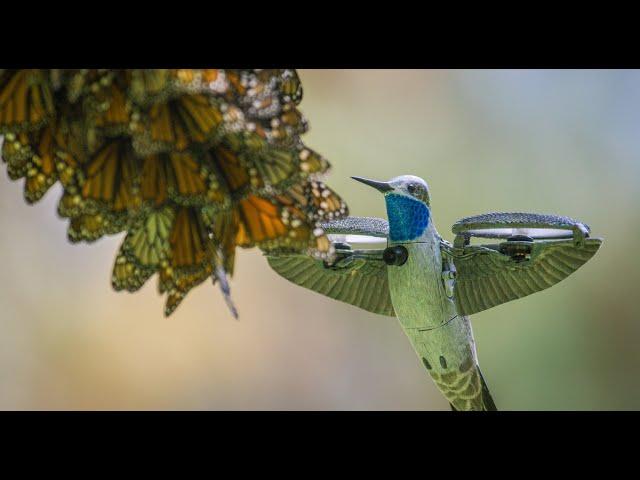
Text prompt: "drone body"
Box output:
[[268, 175, 603, 411]]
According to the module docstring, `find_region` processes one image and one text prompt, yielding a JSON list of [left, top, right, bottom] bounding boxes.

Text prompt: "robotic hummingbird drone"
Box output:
[[267, 175, 603, 411]]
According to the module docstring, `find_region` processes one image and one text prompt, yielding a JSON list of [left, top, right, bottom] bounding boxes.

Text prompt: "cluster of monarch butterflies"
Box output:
[[0, 69, 348, 316]]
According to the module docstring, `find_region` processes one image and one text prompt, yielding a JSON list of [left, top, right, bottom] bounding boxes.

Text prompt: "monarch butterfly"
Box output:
[[0, 69, 348, 316], [0, 69, 55, 133], [136, 94, 224, 154]]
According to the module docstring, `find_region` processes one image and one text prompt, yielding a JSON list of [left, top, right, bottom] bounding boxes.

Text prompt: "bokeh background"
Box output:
[[0, 70, 638, 410]]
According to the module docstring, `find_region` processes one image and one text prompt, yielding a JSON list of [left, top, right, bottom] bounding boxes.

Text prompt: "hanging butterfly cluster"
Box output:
[[0, 69, 348, 316]]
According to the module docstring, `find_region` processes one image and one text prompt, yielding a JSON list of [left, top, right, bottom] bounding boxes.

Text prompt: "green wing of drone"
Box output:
[[443, 212, 603, 316], [266, 217, 396, 316], [268, 212, 603, 319]]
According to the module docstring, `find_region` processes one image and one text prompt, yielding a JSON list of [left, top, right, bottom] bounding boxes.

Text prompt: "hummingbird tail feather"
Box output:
[[478, 367, 498, 411]]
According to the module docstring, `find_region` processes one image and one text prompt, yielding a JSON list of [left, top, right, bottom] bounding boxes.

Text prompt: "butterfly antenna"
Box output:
[[207, 235, 239, 320], [213, 262, 239, 320]]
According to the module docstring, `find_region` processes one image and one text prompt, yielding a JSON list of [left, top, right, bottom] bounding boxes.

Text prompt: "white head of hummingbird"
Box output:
[[351, 175, 434, 243]]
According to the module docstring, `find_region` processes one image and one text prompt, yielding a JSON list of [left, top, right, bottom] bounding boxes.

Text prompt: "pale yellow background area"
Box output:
[[0, 70, 638, 409]]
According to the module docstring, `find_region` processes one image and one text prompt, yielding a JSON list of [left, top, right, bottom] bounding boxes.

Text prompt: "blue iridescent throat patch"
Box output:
[[385, 194, 430, 241]]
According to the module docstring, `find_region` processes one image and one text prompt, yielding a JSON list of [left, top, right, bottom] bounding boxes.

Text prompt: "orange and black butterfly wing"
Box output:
[[62, 139, 141, 242], [236, 179, 347, 260], [140, 150, 226, 207], [1, 69, 349, 316], [0, 69, 55, 133], [2, 125, 59, 203], [134, 94, 224, 154], [161, 206, 217, 315]]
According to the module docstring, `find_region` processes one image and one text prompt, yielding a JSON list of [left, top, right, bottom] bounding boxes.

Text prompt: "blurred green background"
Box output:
[[0, 70, 638, 410]]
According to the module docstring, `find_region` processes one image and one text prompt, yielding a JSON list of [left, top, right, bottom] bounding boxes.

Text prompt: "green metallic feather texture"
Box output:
[[267, 253, 396, 317], [442, 238, 602, 316]]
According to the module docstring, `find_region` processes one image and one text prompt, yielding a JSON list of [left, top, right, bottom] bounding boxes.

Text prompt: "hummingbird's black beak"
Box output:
[[351, 176, 393, 193]]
